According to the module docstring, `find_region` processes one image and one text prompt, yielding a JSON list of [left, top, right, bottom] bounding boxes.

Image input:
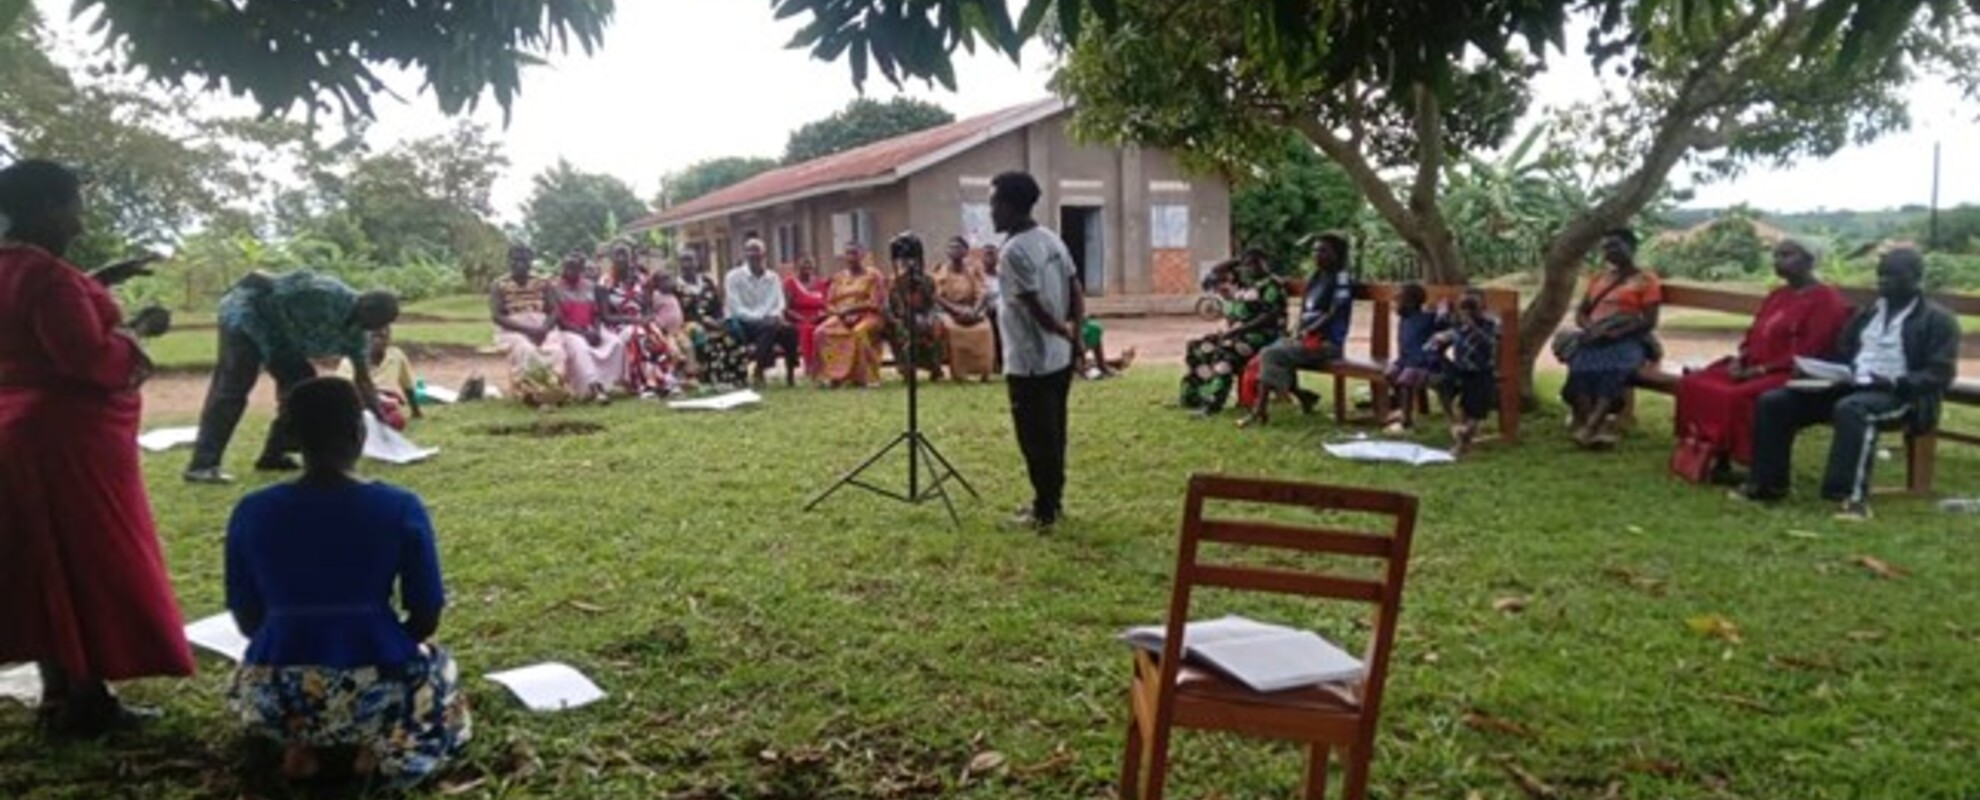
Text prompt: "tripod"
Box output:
[[805, 268, 979, 527]]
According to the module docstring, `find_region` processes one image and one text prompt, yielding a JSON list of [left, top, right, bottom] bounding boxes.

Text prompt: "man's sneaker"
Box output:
[[1834, 500, 1873, 522], [1006, 508, 1057, 533], [1727, 484, 1782, 504], [253, 455, 301, 472], [182, 467, 234, 485]]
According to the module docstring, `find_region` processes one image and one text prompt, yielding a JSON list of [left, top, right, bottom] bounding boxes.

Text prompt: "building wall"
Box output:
[[665, 110, 1230, 293]]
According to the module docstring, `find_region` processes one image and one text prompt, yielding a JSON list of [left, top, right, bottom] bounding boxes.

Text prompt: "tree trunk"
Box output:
[[1291, 97, 1467, 284]]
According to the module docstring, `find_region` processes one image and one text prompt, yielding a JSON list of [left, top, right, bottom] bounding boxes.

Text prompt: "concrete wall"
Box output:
[[665, 110, 1230, 293]]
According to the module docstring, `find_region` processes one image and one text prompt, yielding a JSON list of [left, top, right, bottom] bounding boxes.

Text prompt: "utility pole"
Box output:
[[1929, 141, 1941, 251]]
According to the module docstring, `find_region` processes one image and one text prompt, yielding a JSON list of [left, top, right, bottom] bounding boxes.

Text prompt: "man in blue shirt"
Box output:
[[186, 271, 399, 484]]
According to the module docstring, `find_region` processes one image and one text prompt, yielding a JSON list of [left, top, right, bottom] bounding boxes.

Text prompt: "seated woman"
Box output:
[[816, 244, 887, 388], [1181, 248, 1286, 416], [783, 254, 830, 381], [1673, 239, 1851, 476], [934, 237, 996, 382], [648, 273, 700, 386], [334, 327, 420, 429], [887, 246, 947, 382], [602, 247, 682, 398], [489, 245, 569, 406], [225, 377, 469, 788], [1558, 228, 1662, 449], [676, 251, 749, 389], [550, 251, 628, 405]]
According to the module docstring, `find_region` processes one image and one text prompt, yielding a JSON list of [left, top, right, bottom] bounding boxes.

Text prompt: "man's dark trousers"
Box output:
[[1006, 366, 1073, 522]]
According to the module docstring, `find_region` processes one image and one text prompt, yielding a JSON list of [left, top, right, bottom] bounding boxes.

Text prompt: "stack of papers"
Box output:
[[0, 663, 40, 706], [137, 426, 200, 452], [485, 662, 607, 711], [1121, 615, 1364, 693]]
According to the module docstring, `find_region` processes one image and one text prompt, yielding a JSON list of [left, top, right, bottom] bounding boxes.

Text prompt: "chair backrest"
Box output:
[[1159, 474, 1418, 710]]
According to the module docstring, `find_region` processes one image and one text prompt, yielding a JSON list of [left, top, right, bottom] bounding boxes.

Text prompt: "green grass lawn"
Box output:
[[4, 370, 1977, 799]]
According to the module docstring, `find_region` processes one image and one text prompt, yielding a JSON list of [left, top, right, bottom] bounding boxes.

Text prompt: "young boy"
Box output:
[[1384, 283, 1439, 433], [1428, 288, 1498, 455]]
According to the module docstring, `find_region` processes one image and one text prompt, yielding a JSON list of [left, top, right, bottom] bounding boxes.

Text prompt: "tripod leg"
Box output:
[[916, 434, 981, 499], [916, 438, 963, 528], [805, 434, 910, 510]]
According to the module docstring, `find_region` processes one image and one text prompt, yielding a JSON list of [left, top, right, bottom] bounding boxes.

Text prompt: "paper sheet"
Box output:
[[420, 385, 459, 404], [184, 613, 251, 662], [364, 412, 440, 465], [1322, 440, 1456, 467], [1793, 356, 1856, 383], [137, 426, 200, 452], [0, 663, 40, 706], [485, 662, 606, 712], [667, 389, 763, 412]]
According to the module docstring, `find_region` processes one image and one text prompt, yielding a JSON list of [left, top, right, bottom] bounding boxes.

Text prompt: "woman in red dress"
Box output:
[[0, 160, 194, 736], [1673, 239, 1852, 474], [782, 254, 830, 381]]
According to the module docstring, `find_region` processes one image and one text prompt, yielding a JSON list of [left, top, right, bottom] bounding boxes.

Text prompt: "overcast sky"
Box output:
[[35, 0, 1980, 222]]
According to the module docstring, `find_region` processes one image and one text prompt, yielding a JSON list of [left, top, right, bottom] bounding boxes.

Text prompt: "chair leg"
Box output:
[[1333, 374, 1348, 424], [1341, 746, 1371, 800], [1301, 744, 1331, 800], [1143, 729, 1173, 800], [1119, 717, 1143, 799], [1907, 432, 1937, 494]]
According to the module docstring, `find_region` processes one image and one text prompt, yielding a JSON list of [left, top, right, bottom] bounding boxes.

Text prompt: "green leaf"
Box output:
[[1056, 0, 1083, 47]]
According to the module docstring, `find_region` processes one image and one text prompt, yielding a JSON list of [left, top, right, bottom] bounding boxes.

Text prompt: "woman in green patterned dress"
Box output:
[[1180, 249, 1286, 415]]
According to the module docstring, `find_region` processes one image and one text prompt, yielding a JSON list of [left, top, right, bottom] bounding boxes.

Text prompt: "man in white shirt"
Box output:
[[1739, 247, 1962, 520], [992, 171, 1081, 531], [724, 238, 796, 386]]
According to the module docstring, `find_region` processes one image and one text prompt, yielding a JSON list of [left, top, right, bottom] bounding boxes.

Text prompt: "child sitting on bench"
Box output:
[[1428, 288, 1499, 455]]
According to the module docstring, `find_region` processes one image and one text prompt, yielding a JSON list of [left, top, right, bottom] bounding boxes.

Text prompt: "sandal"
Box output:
[[1235, 412, 1267, 429]]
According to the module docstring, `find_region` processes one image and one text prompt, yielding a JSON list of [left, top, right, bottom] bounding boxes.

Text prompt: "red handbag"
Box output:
[[1668, 426, 1714, 483]]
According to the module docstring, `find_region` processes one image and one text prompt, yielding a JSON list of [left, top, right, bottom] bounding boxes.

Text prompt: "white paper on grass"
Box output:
[[363, 412, 439, 465], [421, 385, 459, 404], [666, 389, 763, 412], [1322, 440, 1456, 467], [137, 426, 200, 452], [485, 662, 606, 711], [184, 612, 251, 662], [0, 663, 40, 705]]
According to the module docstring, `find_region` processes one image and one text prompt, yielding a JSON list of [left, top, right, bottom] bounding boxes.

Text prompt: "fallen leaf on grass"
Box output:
[[567, 600, 609, 613], [1462, 710, 1537, 739], [1686, 614, 1743, 644], [1014, 747, 1076, 777], [1492, 596, 1528, 614], [1851, 555, 1907, 579], [439, 776, 488, 795], [1600, 567, 1667, 596], [1846, 630, 1886, 642], [1784, 529, 1821, 540], [1707, 692, 1775, 714], [966, 750, 1006, 775], [1626, 525, 1645, 534], [1497, 759, 1559, 799]]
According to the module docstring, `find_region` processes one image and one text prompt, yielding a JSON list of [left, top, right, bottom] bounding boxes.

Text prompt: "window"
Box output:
[[1151, 204, 1189, 249], [830, 209, 873, 255], [960, 202, 993, 245], [774, 223, 800, 266]]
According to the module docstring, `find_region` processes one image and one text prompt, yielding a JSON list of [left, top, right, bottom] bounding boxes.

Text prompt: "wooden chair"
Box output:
[[1120, 475, 1418, 800]]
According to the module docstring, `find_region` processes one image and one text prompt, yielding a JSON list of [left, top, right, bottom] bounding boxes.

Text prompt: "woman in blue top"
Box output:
[[225, 377, 470, 787], [1239, 234, 1355, 427]]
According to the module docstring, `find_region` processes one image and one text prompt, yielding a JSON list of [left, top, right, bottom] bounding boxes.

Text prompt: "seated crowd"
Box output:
[[489, 233, 1112, 402]]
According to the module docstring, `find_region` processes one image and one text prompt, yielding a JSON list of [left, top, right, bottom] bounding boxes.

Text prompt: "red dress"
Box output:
[[0, 245, 195, 680], [783, 273, 830, 376], [1673, 282, 1852, 464]]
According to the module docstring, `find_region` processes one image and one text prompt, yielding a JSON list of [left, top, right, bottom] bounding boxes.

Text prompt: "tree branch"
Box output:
[[1288, 114, 1420, 246]]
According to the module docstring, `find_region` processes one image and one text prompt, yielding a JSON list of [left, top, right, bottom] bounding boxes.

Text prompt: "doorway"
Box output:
[[1058, 205, 1106, 296]]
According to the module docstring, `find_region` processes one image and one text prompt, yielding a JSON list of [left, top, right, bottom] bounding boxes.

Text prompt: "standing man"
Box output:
[[991, 171, 1079, 531], [185, 270, 399, 484], [1736, 247, 1961, 520], [724, 238, 796, 386]]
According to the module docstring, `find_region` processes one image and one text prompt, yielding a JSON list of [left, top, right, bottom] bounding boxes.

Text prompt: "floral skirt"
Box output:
[[228, 644, 471, 790], [691, 323, 750, 388], [1180, 333, 1275, 411], [1561, 337, 1649, 404]]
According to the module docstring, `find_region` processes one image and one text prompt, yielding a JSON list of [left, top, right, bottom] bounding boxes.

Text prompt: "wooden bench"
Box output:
[[1634, 282, 1980, 494], [1296, 283, 1524, 444]]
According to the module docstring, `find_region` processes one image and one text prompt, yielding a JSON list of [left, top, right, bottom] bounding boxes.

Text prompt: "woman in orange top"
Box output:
[[1559, 228, 1663, 448], [815, 244, 887, 388]]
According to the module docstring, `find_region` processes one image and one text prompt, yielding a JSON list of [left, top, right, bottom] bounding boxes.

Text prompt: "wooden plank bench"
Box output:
[[1292, 283, 1524, 444], [1633, 282, 1980, 493]]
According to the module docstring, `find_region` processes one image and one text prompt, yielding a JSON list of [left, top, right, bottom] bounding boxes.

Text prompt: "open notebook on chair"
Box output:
[[1121, 615, 1364, 693]]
